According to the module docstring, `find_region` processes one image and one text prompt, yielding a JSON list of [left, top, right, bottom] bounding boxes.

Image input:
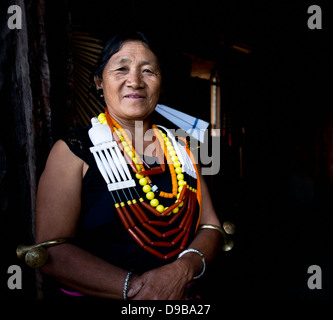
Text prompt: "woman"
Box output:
[[36, 31, 222, 300]]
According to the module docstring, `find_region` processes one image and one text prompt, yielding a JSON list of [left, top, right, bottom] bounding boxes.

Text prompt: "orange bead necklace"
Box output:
[[94, 110, 198, 260]]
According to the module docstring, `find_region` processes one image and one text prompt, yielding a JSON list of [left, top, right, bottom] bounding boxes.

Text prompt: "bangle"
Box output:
[[198, 224, 224, 235], [178, 248, 206, 280], [199, 223, 235, 251], [123, 271, 132, 300], [199, 222, 236, 235]]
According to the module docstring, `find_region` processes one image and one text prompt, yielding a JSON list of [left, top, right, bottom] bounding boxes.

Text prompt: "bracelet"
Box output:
[[199, 222, 236, 235], [198, 223, 235, 251], [123, 271, 132, 300], [178, 248, 206, 280], [198, 224, 224, 235], [16, 238, 70, 268]]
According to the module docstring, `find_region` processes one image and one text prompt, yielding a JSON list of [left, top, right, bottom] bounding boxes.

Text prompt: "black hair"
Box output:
[[93, 31, 161, 82]]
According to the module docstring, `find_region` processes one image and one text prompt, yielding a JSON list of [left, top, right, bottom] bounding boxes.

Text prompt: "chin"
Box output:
[[124, 105, 154, 120]]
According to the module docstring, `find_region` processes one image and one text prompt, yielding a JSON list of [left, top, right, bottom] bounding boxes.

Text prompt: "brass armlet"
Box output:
[[198, 221, 236, 252], [16, 238, 69, 268]]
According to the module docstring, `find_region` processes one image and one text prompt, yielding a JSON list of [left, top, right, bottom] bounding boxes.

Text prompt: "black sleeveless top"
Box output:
[[61, 126, 200, 275]]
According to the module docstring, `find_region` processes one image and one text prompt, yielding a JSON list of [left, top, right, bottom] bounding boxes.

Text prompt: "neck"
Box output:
[[108, 113, 156, 157]]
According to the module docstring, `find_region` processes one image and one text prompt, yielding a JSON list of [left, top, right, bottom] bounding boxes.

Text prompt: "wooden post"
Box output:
[[8, 0, 52, 299], [36, 0, 53, 150], [11, 0, 37, 240]]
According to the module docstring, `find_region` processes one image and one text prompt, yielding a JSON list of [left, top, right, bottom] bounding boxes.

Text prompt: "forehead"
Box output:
[[110, 40, 159, 65]]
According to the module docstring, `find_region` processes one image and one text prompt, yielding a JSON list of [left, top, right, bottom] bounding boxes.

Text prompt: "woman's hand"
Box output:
[[127, 259, 192, 300]]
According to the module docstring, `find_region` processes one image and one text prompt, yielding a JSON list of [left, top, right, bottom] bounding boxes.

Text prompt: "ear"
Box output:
[[94, 75, 103, 89]]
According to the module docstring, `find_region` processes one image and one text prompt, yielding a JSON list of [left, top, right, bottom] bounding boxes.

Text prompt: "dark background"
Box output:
[[1, 0, 332, 300]]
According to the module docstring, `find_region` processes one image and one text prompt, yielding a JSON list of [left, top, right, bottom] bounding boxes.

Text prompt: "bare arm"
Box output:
[[36, 140, 133, 299]]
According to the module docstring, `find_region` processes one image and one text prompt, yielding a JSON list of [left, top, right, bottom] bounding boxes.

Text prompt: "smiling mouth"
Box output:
[[124, 94, 145, 99]]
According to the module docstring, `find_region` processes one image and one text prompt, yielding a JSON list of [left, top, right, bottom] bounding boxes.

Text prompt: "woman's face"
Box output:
[[96, 40, 162, 122]]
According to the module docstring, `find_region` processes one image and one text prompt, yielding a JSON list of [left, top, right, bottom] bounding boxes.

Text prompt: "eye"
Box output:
[[143, 69, 153, 73], [116, 67, 127, 71]]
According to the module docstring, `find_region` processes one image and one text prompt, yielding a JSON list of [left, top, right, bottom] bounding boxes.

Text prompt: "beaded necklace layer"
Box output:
[[89, 109, 199, 260]]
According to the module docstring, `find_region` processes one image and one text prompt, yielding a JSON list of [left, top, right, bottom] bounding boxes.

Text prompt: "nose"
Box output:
[[126, 69, 144, 89]]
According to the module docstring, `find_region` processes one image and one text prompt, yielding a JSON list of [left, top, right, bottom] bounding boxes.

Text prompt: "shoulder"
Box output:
[[46, 139, 84, 171], [60, 126, 93, 165]]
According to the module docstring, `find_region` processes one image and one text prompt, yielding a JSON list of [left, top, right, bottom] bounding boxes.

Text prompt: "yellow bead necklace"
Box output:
[[97, 112, 188, 215]]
